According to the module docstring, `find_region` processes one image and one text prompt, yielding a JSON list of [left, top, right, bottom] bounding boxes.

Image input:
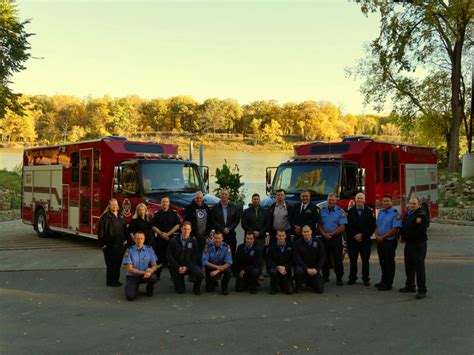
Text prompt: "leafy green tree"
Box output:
[[168, 96, 198, 132], [0, 0, 32, 118], [139, 98, 169, 131], [352, 0, 473, 171], [213, 162, 245, 207]]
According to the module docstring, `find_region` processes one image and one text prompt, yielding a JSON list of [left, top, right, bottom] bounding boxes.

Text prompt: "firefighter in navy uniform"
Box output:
[[293, 225, 326, 293], [151, 196, 181, 271], [318, 193, 347, 286], [346, 192, 376, 286], [166, 221, 204, 295], [266, 229, 294, 295], [201, 231, 233, 295], [291, 190, 319, 241], [400, 197, 429, 299], [375, 195, 402, 291], [233, 231, 264, 294]]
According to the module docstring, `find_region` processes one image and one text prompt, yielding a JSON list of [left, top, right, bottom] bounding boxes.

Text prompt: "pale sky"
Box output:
[[13, 0, 381, 114]]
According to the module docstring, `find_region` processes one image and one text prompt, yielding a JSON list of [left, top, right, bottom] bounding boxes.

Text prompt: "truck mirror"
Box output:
[[357, 168, 366, 192], [265, 168, 272, 194], [202, 166, 210, 192], [113, 166, 123, 194]]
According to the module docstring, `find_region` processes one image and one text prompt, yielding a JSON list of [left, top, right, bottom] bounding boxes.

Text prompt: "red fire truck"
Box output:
[[263, 136, 438, 221], [22, 136, 218, 238]]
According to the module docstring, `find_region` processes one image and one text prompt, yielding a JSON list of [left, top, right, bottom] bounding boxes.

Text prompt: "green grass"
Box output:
[[0, 170, 21, 194]]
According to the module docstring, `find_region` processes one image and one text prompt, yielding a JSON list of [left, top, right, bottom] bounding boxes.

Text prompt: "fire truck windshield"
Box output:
[[272, 162, 340, 197], [140, 161, 204, 194]]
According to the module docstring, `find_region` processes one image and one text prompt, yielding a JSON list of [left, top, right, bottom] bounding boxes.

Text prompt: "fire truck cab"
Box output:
[[22, 136, 218, 238], [262, 137, 438, 221]]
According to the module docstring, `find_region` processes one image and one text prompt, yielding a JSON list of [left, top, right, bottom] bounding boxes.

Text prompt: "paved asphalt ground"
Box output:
[[0, 220, 473, 354]]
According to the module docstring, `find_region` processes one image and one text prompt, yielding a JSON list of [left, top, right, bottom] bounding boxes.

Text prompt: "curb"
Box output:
[[431, 218, 474, 227]]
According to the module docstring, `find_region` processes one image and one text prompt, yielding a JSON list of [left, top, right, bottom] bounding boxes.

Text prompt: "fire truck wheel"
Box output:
[[421, 204, 431, 228], [35, 208, 50, 238]]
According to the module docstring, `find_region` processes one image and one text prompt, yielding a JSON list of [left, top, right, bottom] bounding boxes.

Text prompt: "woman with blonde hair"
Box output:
[[98, 199, 127, 287], [128, 203, 153, 247]]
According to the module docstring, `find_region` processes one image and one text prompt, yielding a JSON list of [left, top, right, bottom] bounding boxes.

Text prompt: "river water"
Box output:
[[0, 147, 291, 204]]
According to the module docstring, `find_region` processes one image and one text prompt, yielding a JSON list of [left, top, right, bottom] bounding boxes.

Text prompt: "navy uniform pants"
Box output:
[[293, 265, 324, 293], [347, 240, 371, 282], [125, 274, 158, 301], [205, 266, 231, 292], [234, 267, 261, 292], [169, 265, 203, 293], [377, 238, 398, 286], [322, 234, 344, 280], [404, 242, 427, 293], [103, 245, 123, 285], [268, 268, 294, 294]]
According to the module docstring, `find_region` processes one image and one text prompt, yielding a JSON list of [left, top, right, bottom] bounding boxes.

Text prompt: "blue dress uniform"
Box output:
[[375, 207, 402, 289], [233, 243, 264, 293], [167, 235, 204, 294], [122, 245, 158, 301], [319, 206, 348, 282], [202, 241, 233, 293], [266, 241, 294, 294], [293, 237, 326, 293]]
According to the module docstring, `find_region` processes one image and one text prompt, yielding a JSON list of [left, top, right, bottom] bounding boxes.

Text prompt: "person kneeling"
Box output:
[[122, 231, 159, 301], [267, 229, 294, 295], [202, 231, 233, 295], [233, 231, 263, 294], [167, 221, 204, 295], [293, 225, 326, 293]]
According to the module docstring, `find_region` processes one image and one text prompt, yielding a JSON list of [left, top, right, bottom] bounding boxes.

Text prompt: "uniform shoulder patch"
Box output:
[[124, 250, 129, 257], [341, 212, 347, 218], [227, 247, 232, 253], [396, 214, 401, 220], [416, 217, 422, 224]]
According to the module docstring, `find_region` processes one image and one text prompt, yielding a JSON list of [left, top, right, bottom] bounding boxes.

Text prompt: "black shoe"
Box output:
[[377, 284, 392, 291], [269, 289, 277, 295], [347, 280, 356, 285], [146, 289, 154, 297], [374, 282, 383, 288], [107, 282, 121, 287], [363, 281, 371, 287], [336, 279, 343, 286], [117, 281, 123, 286], [416, 292, 426, 299], [399, 286, 416, 293], [193, 289, 202, 296], [294, 288, 301, 294], [250, 289, 257, 294], [221, 288, 229, 296]]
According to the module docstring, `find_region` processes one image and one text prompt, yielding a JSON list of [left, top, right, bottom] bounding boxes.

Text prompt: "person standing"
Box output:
[[241, 193, 270, 251], [375, 195, 402, 291], [185, 191, 212, 253], [318, 193, 347, 286], [292, 190, 319, 241], [346, 193, 376, 286], [151, 196, 181, 269], [98, 199, 127, 287], [211, 189, 241, 258], [122, 231, 159, 301], [201, 231, 233, 295], [233, 231, 264, 294], [167, 221, 204, 295], [268, 189, 294, 243], [128, 203, 154, 247], [400, 197, 429, 300], [266, 229, 294, 295], [293, 225, 326, 294]]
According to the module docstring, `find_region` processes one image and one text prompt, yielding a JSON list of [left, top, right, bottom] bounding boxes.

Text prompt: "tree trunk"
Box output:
[[447, 41, 463, 172]]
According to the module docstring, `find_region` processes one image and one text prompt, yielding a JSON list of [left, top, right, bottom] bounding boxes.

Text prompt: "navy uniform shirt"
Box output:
[[122, 245, 158, 276], [319, 206, 348, 234], [202, 241, 233, 266], [376, 207, 402, 240]]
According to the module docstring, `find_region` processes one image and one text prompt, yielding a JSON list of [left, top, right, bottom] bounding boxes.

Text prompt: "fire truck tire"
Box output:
[[35, 208, 50, 238], [421, 204, 431, 228]]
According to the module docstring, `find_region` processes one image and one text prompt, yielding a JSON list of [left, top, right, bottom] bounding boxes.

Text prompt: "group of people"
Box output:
[[98, 189, 429, 301]]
